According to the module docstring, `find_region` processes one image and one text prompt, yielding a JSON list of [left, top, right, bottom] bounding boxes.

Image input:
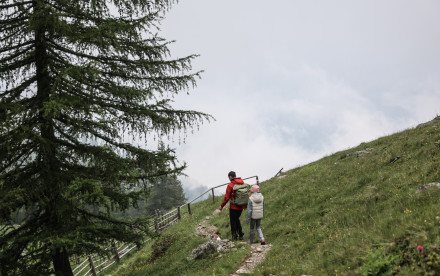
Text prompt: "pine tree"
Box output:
[[145, 175, 187, 215], [0, 0, 210, 275]]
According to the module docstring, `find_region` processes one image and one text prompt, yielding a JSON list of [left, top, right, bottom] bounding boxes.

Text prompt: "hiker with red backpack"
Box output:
[[218, 171, 250, 240]]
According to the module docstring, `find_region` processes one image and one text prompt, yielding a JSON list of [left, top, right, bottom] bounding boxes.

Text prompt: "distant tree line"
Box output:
[[113, 176, 187, 219], [10, 176, 187, 224]]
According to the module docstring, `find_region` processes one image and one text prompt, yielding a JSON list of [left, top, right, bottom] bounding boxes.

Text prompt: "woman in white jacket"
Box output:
[[246, 185, 265, 245]]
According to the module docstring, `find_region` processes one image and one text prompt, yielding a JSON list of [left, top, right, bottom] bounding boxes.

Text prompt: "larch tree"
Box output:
[[0, 0, 211, 275]]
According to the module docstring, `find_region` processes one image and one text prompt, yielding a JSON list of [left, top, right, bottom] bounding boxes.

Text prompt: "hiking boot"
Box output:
[[239, 235, 244, 240], [232, 235, 238, 241], [260, 239, 265, 245]]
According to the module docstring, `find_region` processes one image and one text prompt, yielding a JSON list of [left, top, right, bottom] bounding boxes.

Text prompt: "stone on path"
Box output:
[[187, 240, 223, 260], [416, 182, 440, 193]]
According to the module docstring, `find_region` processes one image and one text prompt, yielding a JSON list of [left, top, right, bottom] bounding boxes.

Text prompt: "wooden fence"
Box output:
[[70, 175, 261, 275], [71, 227, 156, 276]]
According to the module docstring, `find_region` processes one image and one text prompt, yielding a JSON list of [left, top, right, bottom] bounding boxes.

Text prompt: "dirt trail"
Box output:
[[195, 209, 272, 275]]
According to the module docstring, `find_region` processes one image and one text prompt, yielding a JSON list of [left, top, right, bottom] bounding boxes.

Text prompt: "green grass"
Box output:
[[103, 199, 250, 276], [104, 118, 440, 275]]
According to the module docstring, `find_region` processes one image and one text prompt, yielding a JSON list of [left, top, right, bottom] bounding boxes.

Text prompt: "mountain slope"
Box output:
[[105, 117, 440, 275]]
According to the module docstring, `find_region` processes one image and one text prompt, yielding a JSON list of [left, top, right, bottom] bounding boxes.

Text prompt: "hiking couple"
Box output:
[[218, 171, 265, 245]]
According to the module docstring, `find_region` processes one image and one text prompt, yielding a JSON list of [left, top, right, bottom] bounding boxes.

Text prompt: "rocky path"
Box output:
[[195, 220, 218, 239], [230, 243, 272, 275], [194, 210, 272, 275]]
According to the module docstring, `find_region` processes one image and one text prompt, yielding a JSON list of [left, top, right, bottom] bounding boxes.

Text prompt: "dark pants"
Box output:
[[229, 209, 244, 239]]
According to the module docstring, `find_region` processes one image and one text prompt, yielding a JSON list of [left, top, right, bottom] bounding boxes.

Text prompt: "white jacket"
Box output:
[[249, 193, 264, 219]]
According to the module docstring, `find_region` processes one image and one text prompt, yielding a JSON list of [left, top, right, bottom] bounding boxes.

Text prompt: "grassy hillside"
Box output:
[[104, 117, 440, 275]]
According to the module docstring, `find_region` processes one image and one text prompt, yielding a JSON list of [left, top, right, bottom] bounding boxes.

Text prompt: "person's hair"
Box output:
[[228, 171, 236, 178]]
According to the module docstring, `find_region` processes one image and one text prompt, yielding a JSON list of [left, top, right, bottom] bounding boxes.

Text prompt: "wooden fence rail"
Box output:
[[71, 174, 264, 275], [275, 168, 283, 177]]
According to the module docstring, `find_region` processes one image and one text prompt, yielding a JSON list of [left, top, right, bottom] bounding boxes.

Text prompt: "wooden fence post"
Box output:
[[187, 203, 192, 215], [76, 254, 80, 264], [88, 255, 97, 276], [211, 188, 215, 203], [112, 241, 120, 262], [154, 218, 159, 232], [136, 241, 142, 250], [177, 206, 181, 220]]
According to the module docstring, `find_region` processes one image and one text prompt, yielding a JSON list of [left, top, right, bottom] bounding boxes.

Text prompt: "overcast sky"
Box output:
[[158, 0, 440, 195]]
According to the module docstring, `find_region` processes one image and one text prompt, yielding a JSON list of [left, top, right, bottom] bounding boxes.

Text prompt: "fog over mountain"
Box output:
[[160, 0, 440, 189]]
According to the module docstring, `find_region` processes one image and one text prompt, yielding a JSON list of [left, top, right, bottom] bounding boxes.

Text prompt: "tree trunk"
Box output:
[[53, 247, 73, 276], [34, 3, 71, 275]]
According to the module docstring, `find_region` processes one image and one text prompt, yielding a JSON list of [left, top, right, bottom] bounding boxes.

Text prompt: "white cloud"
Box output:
[[160, 0, 440, 189]]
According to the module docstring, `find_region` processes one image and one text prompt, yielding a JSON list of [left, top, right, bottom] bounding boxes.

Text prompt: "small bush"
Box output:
[[151, 234, 176, 260]]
